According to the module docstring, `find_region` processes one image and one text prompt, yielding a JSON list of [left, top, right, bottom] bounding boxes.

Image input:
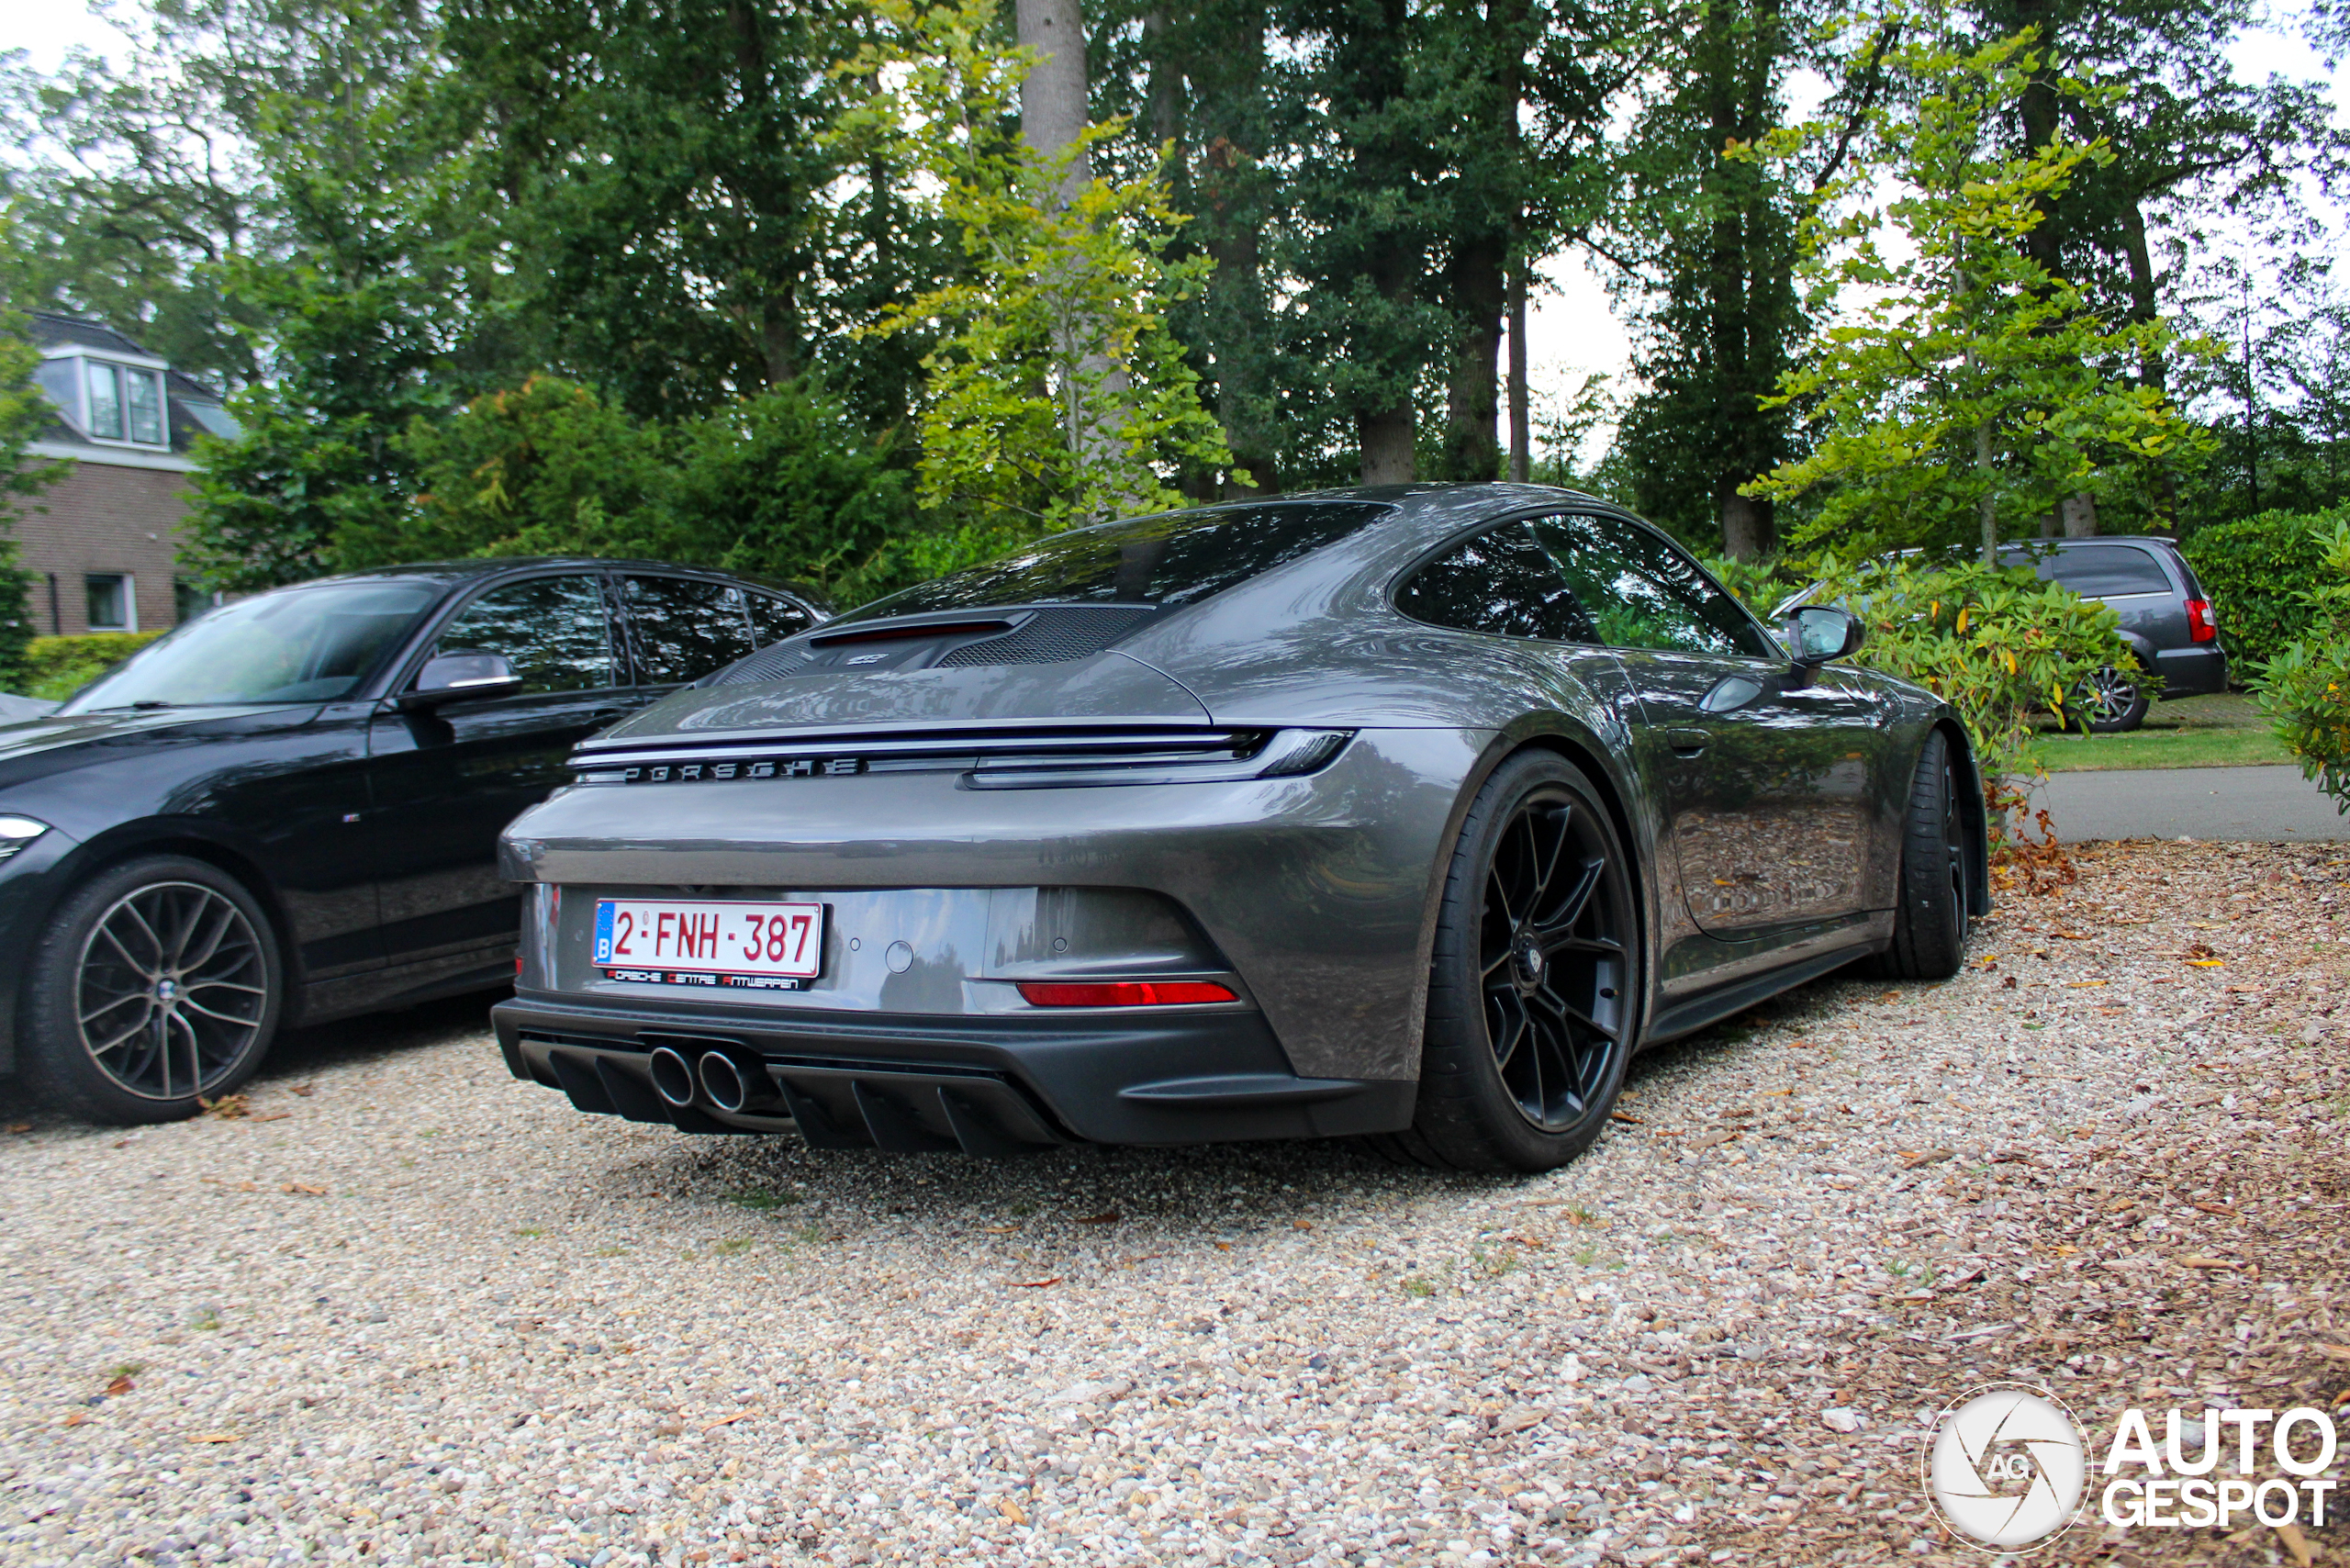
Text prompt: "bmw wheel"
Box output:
[[20, 856, 283, 1125], [1376, 751, 1641, 1172], [2069, 665, 2148, 734]]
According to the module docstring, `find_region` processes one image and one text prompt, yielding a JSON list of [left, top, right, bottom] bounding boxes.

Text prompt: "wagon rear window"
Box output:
[[836, 502, 1393, 622]]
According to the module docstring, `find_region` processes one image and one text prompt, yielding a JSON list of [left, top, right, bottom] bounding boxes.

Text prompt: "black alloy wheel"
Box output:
[[2070, 665, 2149, 733], [1377, 751, 1640, 1172], [1876, 729, 1972, 980], [21, 856, 283, 1124]]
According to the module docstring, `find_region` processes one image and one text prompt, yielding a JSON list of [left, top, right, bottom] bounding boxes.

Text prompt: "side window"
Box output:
[[1526, 514, 1777, 659], [1393, 523, 1597, 643], [2042, 545, 2171, 598], [746, 592, 815, 646], [623, 576, 757, 684], [433, 575, 616, 694]]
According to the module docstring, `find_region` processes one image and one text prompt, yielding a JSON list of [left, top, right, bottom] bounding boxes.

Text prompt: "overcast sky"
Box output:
[[9, 1, 2341, 458]]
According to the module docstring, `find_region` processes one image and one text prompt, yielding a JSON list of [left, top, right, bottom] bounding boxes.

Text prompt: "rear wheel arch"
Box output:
[[39, 827, 305, 999]]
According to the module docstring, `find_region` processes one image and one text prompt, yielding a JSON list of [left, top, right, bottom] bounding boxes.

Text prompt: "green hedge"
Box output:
[[2182, 507, 2345, 677], [17, 631, 166, 702]]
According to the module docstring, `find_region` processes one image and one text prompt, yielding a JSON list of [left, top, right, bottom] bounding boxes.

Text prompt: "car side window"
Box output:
[[746, 592, 815, 646], [432, 575, 616, 694], [1393, 523, 1598, 643], [623, 576, 758, 684], [1526, 514, 1777, 659], [2039, 544, 2172, 598]]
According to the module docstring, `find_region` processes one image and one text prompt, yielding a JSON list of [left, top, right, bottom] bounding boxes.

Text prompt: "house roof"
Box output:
[[17, 310, 235, 470]]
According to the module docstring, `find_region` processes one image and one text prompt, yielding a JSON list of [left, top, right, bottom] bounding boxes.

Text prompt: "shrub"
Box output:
[[2255, 518, 2350, 814], [2181, 506, 2343, 677], [1792, 554, 2132, 839], [17, 631, 167, 701]]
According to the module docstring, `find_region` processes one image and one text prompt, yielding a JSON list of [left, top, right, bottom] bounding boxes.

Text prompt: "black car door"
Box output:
[[365, 571, 634, 975], [1525, 513, 1886, 938]]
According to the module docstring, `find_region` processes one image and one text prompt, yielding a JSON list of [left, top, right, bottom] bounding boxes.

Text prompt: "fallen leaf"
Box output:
[[252, 1112, 291, 1123], [2050, 1245, 2080, 1258], [699, 1412, 750, 1431], [1291, 1219, 1313, 1231], [2053, 930, 2088, 940], [1493, 1406, 1550, 1435], [2065, 980, 2107, 988], [1877, 991, 1900, 1002], [104, 1374, 133, 1397], [2277, 1519, 2315, 1568], [6, 1123, 29, 1135], [198, 1094, 251, 1119], [1762, 1088, 1793, 1097], [999, 1499, 1028, 1526], [1899, 1148, 1954, 1168], [189, 1432, 240, 1443], [2309, 1343, 2350, 1362], [1608, 1111, 1643, 1125], [1011, 1277, 1061, 1289], [2192, 1202, 2238, 1217], [1072, 1212, 1120, 1226], [1691, 1131, 1738, 1149], [984, 1225, 1018, 1234], [2177, 1256, 2241, 1271], [287, 1083, 315, 1097], [282, 1182, 327, 1196], [2186, 959, 2226, 968], [1213, 1240, 1234, 1251], [62, 1410, 84, 1427]]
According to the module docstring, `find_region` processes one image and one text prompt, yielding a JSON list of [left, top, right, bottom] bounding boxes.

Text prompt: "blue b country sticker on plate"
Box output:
[[594, 902, 614, 964]]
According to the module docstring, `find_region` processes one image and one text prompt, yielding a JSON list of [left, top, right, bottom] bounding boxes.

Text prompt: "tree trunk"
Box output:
[[1721, 492, 1772, 563], [1699, 0, 1785, 561], [1507, 260, 1529, 482], [1194, 8, 1275, 495], [1016, 0, 1090, 196], [2011, 0, 2065, 281], [1441, 236, 1505, 480], [1975, 418, 1999, 567], [1360, 409, 1416, 484], [2060, 492, 2097, 536]]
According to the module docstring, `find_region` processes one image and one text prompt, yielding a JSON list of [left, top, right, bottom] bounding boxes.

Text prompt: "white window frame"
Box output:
[[39, 348, 173, 451], [85, 574, 138, 633]]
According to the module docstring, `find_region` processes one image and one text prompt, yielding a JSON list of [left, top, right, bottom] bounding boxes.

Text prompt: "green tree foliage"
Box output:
[[844, 0, 1237, 555], [2255, 518, 2350, 813], [0, 303, 63, 685], [352, 376, 915, 599], [2180, 505, 2346, 674], [1744, 17, 2207, 564]]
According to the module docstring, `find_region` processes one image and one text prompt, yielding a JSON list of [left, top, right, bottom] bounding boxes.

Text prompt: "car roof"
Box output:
[[283, 557, 825, 603]]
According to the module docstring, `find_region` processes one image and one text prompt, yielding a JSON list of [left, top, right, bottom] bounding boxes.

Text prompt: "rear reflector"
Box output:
[[1016, 980, 1238, 1007], [2186, 598, 2216, 643]]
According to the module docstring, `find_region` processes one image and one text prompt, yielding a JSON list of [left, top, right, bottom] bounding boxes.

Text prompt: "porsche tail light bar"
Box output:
[[1016, 980, 1238, 1007]]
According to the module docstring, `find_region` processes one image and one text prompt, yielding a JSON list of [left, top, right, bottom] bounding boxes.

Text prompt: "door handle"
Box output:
[[1666, 727, 1708, 756]]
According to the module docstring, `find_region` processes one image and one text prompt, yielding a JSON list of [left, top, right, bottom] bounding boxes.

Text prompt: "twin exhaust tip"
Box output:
[[647, 1044, 766, 1114]]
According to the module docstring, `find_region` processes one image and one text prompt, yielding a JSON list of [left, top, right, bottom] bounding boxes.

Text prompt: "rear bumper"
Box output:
[[2153, 644, 2228, 698], [492, 991, 1416, 1154]]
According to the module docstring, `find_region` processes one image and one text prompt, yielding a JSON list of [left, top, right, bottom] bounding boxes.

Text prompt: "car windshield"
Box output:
[[834, 501, 1393, 622], [61, 581, 442, 711]]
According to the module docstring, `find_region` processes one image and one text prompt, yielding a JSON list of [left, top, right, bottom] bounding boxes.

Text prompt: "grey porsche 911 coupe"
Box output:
[[493, 485, 1987, 1170]]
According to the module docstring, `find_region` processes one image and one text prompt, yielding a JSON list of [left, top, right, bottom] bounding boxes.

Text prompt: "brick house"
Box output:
[[17, 312, 240, 636]]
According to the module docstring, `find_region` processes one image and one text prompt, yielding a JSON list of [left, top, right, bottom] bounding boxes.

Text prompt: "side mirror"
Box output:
[[401, 650, 524, 711], [1784, 605, 1864, 666]]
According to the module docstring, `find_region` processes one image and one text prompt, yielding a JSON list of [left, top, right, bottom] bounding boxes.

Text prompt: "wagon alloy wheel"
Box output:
[[2070, 664, 2149, 733], [76, 881, 269, 1100], [1477, 790, 1629, 1134]]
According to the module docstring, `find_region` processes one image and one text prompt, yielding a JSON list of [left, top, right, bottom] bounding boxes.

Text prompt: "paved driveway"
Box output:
[[2027, 762, 2350, 842]]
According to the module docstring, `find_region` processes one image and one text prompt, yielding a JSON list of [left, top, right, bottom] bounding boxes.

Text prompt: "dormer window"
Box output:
[[36, 348, 173, 450], [81, 359, 167, 446]]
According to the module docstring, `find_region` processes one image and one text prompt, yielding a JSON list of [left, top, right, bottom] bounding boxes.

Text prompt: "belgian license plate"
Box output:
[[593, 898, 825, 991]]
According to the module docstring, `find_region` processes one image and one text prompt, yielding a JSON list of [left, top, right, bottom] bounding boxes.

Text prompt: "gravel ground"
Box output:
[[1, 838, 2345, 1568]]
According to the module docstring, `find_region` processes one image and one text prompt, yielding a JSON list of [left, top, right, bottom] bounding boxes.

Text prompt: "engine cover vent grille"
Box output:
[[934, 606, 1158, 666]]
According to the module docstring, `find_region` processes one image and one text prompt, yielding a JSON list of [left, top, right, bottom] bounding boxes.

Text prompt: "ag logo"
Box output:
[[1923, 1383, 2087, 1550]]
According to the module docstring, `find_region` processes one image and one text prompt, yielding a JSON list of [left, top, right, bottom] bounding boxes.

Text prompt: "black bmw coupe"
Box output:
[[0, 558, 824, 1123], [497, 487, 1990, 1172]]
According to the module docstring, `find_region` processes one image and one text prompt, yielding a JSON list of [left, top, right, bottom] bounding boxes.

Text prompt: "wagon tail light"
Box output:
[[1016, 980, 1238, 1007], [2185, 599, 2217, 643]]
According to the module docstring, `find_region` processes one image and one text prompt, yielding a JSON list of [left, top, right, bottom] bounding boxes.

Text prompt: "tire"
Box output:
[[19, 856, 284, 1124], [1371, 752, 1641, 1173], [1875, 730, 1971, 980], [2069, 665, 2149, 733]]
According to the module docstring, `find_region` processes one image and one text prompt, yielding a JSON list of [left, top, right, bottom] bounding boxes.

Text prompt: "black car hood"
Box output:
[[0, 704, 330, 783]]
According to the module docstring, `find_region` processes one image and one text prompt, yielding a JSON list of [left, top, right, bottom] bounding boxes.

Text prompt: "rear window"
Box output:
[[2029, 544, 2173, 598], [835, 502, 1393, 622]]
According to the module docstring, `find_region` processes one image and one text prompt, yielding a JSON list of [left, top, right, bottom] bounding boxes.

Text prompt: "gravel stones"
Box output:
[[0, 839, 2344, 1567]]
